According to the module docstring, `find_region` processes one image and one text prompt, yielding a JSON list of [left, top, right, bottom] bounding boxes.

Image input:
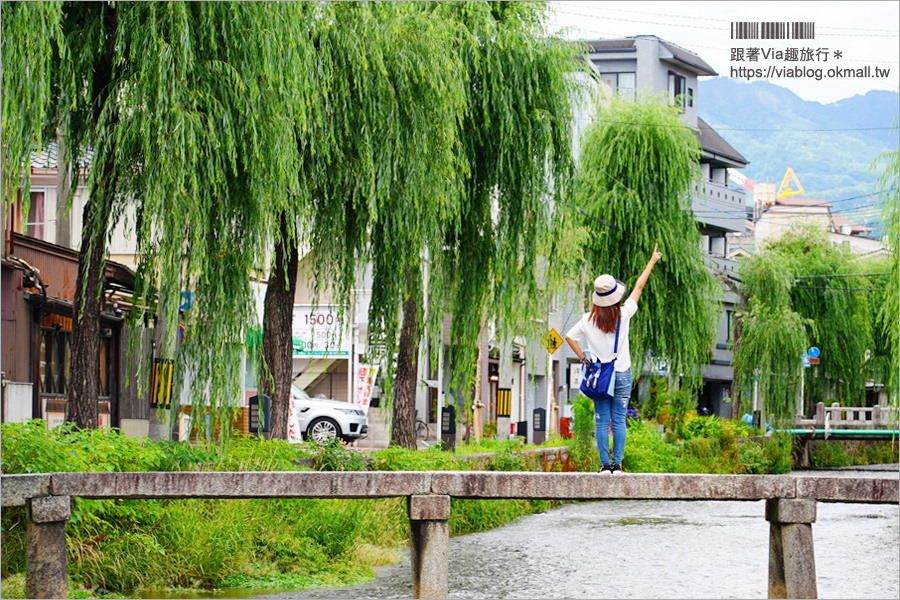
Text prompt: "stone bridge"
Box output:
[[3, 471, 898, 599]]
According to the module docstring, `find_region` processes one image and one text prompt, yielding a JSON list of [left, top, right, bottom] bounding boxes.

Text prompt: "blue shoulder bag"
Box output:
[[579, 319, 619, 402]]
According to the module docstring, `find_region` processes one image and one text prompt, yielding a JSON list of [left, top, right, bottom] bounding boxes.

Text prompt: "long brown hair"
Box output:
[[590, 303, 621, 333]]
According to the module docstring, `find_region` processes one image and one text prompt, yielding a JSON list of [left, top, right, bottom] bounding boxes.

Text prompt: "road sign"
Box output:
[[809, 357, 820, 365], [542, 329, 564, 354], [808, 347, 820, 359], [802, 352, 810, 368]]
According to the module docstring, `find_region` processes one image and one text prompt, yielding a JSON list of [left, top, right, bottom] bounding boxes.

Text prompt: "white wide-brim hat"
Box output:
[[593, 274, 627, 307]]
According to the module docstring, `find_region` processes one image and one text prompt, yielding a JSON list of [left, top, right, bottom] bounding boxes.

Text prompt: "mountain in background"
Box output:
[[699, 78, 898, 232]]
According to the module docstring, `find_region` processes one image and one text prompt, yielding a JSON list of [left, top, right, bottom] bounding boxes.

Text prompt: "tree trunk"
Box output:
[[472, 325, 485, 444], [391, 293, 420, 449], [730, 297, 748, 421], [67, 199, 108, 429], [718, 273, 748, 421], [66, 5, 117, 429], [262, 213, 299, 440]]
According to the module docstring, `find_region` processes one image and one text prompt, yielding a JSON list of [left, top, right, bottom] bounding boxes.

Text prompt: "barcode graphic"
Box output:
[[731, 22, 815, 39]]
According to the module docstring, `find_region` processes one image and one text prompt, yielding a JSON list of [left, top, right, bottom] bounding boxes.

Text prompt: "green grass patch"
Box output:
[[3, 417, 895, 598]]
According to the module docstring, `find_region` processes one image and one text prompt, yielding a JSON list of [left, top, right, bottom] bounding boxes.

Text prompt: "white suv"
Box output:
[[290, 384, 368, 444]]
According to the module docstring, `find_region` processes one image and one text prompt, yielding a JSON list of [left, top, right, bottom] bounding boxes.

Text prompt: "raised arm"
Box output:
[[628, 244, 662, 304]]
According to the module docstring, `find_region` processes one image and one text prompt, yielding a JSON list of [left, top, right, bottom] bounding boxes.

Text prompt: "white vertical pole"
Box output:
[[753, 374, 759, 412], [798, 363, 804, 416], [547, 351, 553, 414], [437, 342, 444, 418]]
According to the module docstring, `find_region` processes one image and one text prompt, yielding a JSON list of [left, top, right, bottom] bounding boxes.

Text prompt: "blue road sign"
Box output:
[[808, 347, 820, 359], [802, 352, 810, 368]]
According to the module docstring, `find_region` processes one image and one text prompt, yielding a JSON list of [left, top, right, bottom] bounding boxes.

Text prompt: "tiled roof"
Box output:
[[830, 213, 871, 233], [659, 40, 718, 76], [773, 197, 832, 208], [695, 118, 749, 166], [29, 142, 93, 170], [583, 39, 636, 52]]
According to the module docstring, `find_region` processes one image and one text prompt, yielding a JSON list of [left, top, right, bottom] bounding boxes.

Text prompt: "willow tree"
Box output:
[[363, 0, 580, 448], [259, 3, 469, 445], [571, 97, 719, 387], [731, 247, 811, 424], [3, 2, 308, 430], [1, 2, 61, 206], [733, 229, 886, 423], [872, 147, 899, 395], [286, 2, 578, 449], [431, 1, 579, 409]]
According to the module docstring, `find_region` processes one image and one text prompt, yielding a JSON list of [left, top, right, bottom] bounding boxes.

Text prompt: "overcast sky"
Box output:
[[546, 0, 900, 105]]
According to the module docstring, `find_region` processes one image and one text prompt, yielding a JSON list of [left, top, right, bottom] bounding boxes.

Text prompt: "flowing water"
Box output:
[[142, 466, 899, 599], [256, 466, 899, 600]]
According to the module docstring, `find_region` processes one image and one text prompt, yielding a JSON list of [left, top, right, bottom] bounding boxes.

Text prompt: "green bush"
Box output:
[[737, 434, 792, 474], [810, 441, 853, 468], [569, 395, 597, 470], [0, 420, 558, 597], [666, 387, 696, 439], [682, 415, 725, 441], [622, 420, 681, 472], [641, 377, 666, 421], [680, 437, 735, 474], [487, 437, 528, 471], [810, 440, 899, 468]]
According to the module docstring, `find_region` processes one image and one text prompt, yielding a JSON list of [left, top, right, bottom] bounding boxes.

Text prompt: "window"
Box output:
[[668, 71, 687, 111], [599, 72, 636, 101], [26, 191, 45, 239], [725, 310, 734, 342], [5, 190, 45, 244], [38, 314, 72, 396], [687, 87, 694, 107]]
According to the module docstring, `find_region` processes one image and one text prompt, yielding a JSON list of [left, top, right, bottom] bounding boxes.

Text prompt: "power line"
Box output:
[[548, 22, 900, 64], [550, 5, 900, 38], [793, 285, 884, 291], [573, 117, 899, 132], [690, 190, 895, 222], [793, 272, 890, 278], [553, 2, 900, 34]]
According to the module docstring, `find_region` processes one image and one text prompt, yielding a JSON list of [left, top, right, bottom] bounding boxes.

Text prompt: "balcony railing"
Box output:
[[692, 180, 746, 233]]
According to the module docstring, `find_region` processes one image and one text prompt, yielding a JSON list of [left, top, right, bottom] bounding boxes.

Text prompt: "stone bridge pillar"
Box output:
[[26, 496, 71, 599], [408, 494, 450, 599], [766, 498, 817, 599]]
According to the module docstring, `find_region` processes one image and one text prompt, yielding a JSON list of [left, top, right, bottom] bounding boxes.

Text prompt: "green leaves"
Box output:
[[733, 301, 811, 423], [734, 228, 886, 421], [571, 96, 719, 386], [302, 2, 580, 405], [1, 1, 62, 206], [872, 145, 898, 393]]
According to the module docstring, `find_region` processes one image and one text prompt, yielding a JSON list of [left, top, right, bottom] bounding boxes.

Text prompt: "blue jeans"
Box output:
[[593, 369, 633, 465]]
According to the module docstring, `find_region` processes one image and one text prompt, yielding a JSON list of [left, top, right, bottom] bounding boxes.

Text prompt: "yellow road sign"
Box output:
[[497, 388, 511, 418], [777, 168, 805, 198], [151, 358, 175, 408], [542, 328, 564, 354]]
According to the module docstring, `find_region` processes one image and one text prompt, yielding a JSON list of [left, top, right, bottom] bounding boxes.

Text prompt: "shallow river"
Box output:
[[260, 466, 899, 600], [146, 466, 899, 599]]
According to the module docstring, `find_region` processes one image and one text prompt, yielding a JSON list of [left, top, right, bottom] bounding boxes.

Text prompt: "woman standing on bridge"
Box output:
[[564, 245, 662, 474]]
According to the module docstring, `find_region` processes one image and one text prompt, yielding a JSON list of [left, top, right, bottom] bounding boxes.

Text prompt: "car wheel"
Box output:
[[307, 418, 341, 443]]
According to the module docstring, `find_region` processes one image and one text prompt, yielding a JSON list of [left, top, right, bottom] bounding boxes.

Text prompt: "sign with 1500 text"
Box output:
[[292, 305, 351, 358]]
